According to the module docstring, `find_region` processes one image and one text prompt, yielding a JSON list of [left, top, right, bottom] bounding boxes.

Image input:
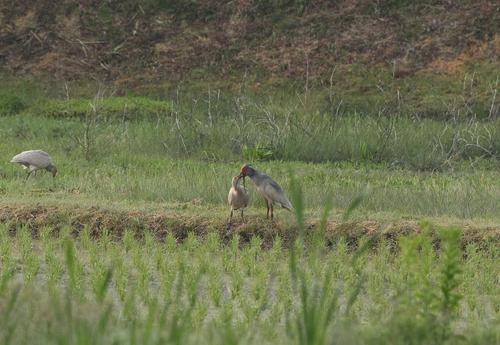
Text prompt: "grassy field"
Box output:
[[0, 201, 498, 344], [0, 111, 498, 221], [0, 84, 499, 344], [1, 75, 499, 168]]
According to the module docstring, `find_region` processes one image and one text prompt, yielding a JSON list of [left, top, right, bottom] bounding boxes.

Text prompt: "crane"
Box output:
[[10, 150, 58, 180], [239, 164, 292, 219]]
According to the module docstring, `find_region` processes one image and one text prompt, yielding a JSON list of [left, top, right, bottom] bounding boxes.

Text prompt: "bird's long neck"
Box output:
[[232, 179, 240, 189], [47, 164, 57, 177], [248, 171, 262, 185]]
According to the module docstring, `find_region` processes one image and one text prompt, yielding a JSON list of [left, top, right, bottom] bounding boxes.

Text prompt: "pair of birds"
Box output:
[[10, 151, 292, 222], [228, 164, 292, 223]]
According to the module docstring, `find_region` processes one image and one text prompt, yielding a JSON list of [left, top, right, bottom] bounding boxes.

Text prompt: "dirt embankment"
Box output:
[[0, 203, 498, 250], [0, 1, 498, 86]]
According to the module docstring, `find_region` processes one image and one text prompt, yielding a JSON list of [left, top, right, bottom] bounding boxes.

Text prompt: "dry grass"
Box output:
[[0, 1, 498, 82], [0, 203, 497, 250]]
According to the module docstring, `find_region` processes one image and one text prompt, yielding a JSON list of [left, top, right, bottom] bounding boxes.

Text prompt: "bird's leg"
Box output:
[[25, 171, 32, 181], [226, 209, 234, 233], [52, 174, 57, 190], [240, 209, 245, 223], [266, 200, 270, 219], [270, 203, 274, 220]]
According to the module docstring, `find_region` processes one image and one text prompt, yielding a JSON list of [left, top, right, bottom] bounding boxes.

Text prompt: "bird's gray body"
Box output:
[[10, 150, 57, 178], [249, 172, 292, 209], [240, 164, 292, 219]]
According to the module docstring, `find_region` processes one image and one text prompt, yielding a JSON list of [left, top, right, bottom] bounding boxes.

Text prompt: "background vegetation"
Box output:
[[0, 1, 498, 344]]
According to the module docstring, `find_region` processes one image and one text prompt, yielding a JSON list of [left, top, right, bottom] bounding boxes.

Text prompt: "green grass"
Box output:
[[0, 112, 498, 221], [0, 78, 498, 344], [0, 220, 498, 344], [36, 96, 173, 119], [2, 100, 500, 169], [1, 76, 498, 170], [1, 150, 499, 222]]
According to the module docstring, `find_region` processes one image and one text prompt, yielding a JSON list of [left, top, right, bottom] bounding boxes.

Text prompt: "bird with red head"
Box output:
[[238, 163, 292, 219]]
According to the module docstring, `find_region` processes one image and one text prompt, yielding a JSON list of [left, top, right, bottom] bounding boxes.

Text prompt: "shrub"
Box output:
[[0, 93, 25, 115]]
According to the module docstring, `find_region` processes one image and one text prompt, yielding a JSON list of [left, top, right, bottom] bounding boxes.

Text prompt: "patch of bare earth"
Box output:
[[0, 203, 497, 250]]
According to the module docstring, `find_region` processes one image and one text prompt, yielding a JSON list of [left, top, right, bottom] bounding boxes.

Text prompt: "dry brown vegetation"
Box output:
[[0, 203, 497, 249], [0, 1, 498, 85]]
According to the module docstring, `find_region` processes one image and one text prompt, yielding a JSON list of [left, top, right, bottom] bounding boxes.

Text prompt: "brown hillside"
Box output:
[[0, 0, 498, 85]]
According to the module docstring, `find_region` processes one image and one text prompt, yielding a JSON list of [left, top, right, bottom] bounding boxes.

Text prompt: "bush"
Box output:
[[0, 93, 26, 115], [242, 143, 274, 161]]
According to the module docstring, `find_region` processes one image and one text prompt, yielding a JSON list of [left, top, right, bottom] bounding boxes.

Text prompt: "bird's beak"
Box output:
[[238, 172, 244, 178]]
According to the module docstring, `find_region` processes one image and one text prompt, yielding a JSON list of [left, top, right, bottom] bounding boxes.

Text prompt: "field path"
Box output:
[[1, 203, 498, 249]]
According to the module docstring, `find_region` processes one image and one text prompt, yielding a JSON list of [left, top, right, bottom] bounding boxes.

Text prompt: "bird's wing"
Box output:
[[228, 187, 250, 209], [263, 178, 293, 210], [10, 150, 52, 168], [237, 186, 250, 207], [267, 178, 284, 193], [10, 152, 29, 163]]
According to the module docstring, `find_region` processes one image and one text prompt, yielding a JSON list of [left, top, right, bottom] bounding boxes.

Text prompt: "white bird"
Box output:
[[10, 150, 58, 180], [228, 175, 249, 223], [239, 164, 292, 219]]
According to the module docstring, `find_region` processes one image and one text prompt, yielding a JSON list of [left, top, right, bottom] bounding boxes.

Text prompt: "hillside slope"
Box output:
[[1, 0, 498, 86]]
